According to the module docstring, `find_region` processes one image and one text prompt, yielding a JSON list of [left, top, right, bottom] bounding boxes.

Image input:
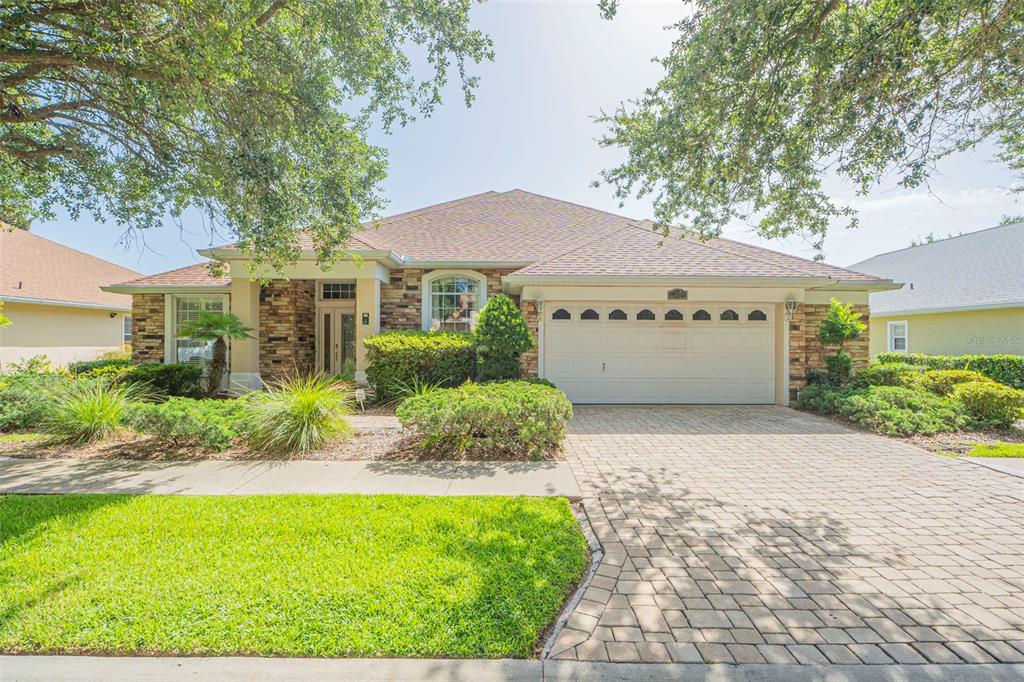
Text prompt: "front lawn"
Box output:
[[0, 494, 587, 658], [967, 443, 1024, 458]]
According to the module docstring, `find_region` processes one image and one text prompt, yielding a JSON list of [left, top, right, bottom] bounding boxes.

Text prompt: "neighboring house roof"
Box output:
[[850, 222, 1024, 315], [111, 262, 230, 290], [1, 228, 141, 310], [108, 190, 891, 289]]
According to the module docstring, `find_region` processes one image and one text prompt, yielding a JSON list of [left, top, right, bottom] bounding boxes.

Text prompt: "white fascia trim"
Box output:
[[101, 285, 231, 295], [198, 247, 405, 268], [871, 301, 1024, 318], [0, 295, 130, 312]]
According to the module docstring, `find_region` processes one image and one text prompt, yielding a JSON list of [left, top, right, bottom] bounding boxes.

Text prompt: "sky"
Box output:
[[28, 0, 1024, 276]]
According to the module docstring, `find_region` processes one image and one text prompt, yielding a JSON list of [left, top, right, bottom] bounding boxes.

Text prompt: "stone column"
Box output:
[[228, 277, 261, 391]]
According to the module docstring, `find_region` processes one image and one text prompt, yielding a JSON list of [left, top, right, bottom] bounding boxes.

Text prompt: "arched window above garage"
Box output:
[[748, 309, 767, 321]]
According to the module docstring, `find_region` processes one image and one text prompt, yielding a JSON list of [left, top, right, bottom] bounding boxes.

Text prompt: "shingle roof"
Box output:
[[850, 222, 1024, 314], [354, 190, 630, 261], [125, 190, 886, 286], [1, 228, 141, 309], [512, 220, 883, 281], [110, 262, 229, 288]]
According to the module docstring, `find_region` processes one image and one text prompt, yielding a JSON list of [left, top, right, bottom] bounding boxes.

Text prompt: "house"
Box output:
[[850, 221, 1024, 358], [103, 190, 897, 404], [0, 228, 142, 369]]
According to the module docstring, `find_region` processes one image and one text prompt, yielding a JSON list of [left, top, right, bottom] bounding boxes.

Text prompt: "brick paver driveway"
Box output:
[[552, 405, 1024, 666]]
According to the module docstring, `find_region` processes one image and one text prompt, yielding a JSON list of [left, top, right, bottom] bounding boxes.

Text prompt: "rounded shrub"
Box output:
[[795, 384, 851, 414], [364, 331, 475, 401], [127, 397, 247, 451], [473, 294, 534, 382], [117, 363, 203, 398], [396, 380, 573, 459], [916, 369, 993, 397], [245, 374, 353, 454], [952, 381, 1024, 429], [0, 372, 66, 430]]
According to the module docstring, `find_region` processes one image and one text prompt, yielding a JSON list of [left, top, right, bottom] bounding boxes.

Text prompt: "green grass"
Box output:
[[967, 443, 1024, 458], [0, 494, 587, 658], [0, 433, 46, 444]]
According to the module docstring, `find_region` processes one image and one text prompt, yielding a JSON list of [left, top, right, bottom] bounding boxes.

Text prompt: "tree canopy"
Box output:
[[597, 0, 1024, 256], [1, 1, 491, 270]]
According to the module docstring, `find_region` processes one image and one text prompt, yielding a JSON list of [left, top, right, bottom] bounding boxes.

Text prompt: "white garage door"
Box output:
[[543, 303, 776, 404]]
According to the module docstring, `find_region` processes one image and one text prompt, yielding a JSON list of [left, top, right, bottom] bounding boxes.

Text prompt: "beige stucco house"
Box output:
[[0, 228, 141, 369], [851, 221, 1024, 358], [104, 190, 897, 404]]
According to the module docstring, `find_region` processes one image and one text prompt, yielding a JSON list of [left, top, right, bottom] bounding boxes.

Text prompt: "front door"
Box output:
[[318, 306, 356, 376]]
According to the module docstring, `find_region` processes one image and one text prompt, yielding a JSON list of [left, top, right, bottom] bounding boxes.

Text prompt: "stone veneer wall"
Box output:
[[789, 303, 870, 400], [259, 280, 316, 381], [379, 268, 519, 330], [520, 300, 539, 378], [131, 293, 165, 364]]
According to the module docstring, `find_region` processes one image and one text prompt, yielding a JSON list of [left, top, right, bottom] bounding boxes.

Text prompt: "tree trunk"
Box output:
[[208, 337, 227, 396]]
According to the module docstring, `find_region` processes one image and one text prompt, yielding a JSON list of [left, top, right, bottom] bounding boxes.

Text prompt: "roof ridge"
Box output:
[[712, 235, 865, 278], [2, 227, 142, 277], [850, 220, 1023, 265], [502, 188, 640, 224], [365, 190, 499, 228]]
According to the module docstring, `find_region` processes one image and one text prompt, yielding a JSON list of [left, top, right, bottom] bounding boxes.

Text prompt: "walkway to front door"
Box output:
[[553, 405, 1024, 665]]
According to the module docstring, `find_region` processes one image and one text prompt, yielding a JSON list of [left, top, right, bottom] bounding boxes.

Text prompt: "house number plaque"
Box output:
[[667, 288, 688, 300]]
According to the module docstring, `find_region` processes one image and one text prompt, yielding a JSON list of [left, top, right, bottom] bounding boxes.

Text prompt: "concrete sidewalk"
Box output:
[[1, 656, 1022, 682], [962, 456, 1024, 479], [0, 457, 580, 497]]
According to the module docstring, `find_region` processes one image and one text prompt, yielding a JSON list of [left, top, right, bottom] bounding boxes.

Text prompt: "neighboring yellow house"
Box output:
[[0, 228, 142, 369], [851, 221, 1024, 357]]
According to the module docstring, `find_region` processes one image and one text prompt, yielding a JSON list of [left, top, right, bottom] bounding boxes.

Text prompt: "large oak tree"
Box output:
[[1, 1, 491, 269], [597, 0, 1024, 255]]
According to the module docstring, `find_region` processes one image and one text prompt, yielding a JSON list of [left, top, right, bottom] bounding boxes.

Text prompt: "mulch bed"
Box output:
[[909, 420, 1024, 456]]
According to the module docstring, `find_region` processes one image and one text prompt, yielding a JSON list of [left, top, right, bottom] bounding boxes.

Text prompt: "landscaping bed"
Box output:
[[0, 494, 588, 658]]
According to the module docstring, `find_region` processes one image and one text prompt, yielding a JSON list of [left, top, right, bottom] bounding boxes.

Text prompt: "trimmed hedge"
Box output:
[[877, 353, 1024, 388], [127, 398, 248, 451], [67, 358, 131, 376], [916, 369, 993, 396], [396, 380, 573, 458], [0, 373, 67, 430], [364, 331, 475, 400], [851, 362, 925, 389], [118, 363, 203, 398]]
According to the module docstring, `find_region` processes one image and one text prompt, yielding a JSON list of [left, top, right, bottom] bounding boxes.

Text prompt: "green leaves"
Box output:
[[1, 1, 492, 270], [817, 298, 865, 348], [177, 311, 253, 343], [598, 0, 1024, 256], [473, 293, 533, 382]]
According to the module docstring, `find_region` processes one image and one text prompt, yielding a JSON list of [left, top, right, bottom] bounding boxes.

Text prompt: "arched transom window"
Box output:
[[422, 272, 486, 332]]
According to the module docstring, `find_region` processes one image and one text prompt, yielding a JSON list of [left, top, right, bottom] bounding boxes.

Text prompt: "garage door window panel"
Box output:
[[608, 308, 627, 320], [552, 308, 571, 320], [693, 309, 711, 321], [748, 309, 768, 321], [720, 309, 739, 321], [665, 309, 684, 322], [581, 308, 600, 320]]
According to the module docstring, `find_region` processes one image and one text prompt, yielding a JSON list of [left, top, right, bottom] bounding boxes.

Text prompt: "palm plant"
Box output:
[[178, 311, 253, 395]]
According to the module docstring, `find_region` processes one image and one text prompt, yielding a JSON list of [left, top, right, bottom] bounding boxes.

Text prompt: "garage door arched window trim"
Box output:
[[636, 308, 656, 321], [665, 309, 684, 321], [608, 308, 627, 320], [692, 309, 711, 321], [551, 308, 572, 320], [580, 308, 600, 320], [747, 309, 768, 321], [720, 309, 740, 321]]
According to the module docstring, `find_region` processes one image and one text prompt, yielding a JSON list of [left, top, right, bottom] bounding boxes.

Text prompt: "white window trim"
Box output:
[[420, 269, 488, 331], [164, 293, 230, 364], [887, 320, 909, 353]]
